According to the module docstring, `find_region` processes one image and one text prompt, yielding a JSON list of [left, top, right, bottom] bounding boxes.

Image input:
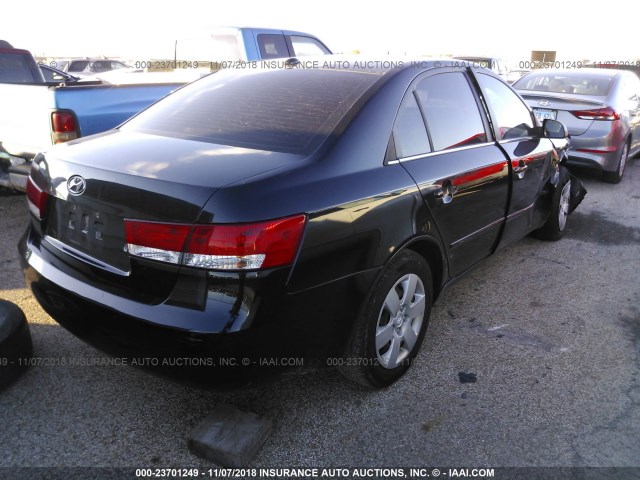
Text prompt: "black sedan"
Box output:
[[20, 59, 584, 388]]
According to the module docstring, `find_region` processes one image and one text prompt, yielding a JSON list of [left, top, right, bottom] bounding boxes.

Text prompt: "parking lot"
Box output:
[[0, 159, 639, 476]]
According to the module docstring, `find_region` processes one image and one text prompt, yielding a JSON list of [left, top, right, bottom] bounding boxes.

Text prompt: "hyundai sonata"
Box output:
[[20, 59, 584, 387]]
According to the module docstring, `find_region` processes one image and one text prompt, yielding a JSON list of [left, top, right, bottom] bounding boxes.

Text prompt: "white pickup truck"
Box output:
[[0, 48, 185, 191], [0, 28, 332, 191]]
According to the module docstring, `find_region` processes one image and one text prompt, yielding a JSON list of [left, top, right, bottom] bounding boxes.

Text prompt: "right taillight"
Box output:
[[51, 111, 79, 143], [26, 176, 49, 220], [571, 106, 620, 121], [124, 214, 307, 271]]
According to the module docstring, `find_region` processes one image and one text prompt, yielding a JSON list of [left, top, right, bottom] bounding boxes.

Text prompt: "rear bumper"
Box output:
[[566, 148, 619, 173], [566, 125, 625, 173], [19, 226, 375, 361]]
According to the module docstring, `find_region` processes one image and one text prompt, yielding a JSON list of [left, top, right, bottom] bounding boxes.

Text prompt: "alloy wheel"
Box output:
[[375, 273, 426, 369], [558, 179, 571, 231]]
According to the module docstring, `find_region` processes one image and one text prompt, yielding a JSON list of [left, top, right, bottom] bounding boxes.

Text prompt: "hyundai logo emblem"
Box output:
[[538, 100, 551, 107], [67, 175, 86, 196]]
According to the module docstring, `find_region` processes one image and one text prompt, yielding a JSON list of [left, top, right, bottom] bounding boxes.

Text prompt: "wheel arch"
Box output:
[[397, 235, 447, 301]]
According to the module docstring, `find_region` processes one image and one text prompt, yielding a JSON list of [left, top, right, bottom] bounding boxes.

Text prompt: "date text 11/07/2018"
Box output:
[[519, 60, 640, 69], [134, 467, 496, 478]]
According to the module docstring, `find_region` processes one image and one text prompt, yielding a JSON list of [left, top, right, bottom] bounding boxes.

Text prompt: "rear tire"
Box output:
[[534, 166, 571, 241], [602, 141, 629, 184], [0, 300, 33, 393], [338, 250, 432, 388]]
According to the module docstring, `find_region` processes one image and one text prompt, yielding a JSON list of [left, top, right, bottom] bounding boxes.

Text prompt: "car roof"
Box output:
[[0, 48, 33, 55], [194, 26, 323, 37], [455, 56, 500, 61], [68, 58, 124, 62], [218, 56, 502, 90], [246, 56, 491, 75]]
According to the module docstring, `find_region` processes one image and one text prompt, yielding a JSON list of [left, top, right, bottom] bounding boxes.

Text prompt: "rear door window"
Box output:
[[90, 61, 108, 72], [257, 34, 290, 59], [290, 36, 331, 56], [393, 94, 431, 158], [415, 72, 487, 151]]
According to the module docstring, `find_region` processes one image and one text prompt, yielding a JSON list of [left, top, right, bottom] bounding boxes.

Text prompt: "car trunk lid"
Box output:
[[34, 130, 301, 301], [518, 92, 607, 136]]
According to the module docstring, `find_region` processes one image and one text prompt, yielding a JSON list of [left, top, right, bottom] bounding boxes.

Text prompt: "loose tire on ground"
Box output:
[[338, 250, 433, 388], [0, 300, 33, 392]]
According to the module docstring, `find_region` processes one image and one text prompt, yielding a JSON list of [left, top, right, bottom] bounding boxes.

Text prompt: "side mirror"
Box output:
[[543, 119, 568, 139]]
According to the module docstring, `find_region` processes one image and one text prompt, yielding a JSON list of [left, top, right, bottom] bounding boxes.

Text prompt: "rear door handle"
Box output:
[[435, 181, 457, 204]]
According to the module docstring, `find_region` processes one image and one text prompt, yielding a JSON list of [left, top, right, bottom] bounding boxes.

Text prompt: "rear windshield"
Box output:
[[121, 68, 384, 154], [515, 72, 614, 96], [0, 52, 43, 83], [68, 60, 90, 72]]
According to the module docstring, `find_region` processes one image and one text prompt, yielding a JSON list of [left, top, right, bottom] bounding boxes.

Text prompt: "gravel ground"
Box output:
[[0, 158, 638, 479]]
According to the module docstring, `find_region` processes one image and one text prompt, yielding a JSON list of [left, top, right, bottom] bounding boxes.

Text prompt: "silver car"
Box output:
[[514, 68, 640, 183]]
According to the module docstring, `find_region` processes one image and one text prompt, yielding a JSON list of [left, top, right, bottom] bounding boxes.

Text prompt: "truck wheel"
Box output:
[[338, 250, 432, 388], [533, 167, 572, 241], [0, 300, 33, 393]]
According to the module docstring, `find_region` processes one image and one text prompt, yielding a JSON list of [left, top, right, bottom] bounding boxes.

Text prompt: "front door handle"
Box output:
[[513, 160, 528, 179]]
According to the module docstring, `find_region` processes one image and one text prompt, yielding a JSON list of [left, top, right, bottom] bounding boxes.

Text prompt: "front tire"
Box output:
[[602, 141, 629, 184], [534, 166, 571, 241], [338, 250, 433, 388]]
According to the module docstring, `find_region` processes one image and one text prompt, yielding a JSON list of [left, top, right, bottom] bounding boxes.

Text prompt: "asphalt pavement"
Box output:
[[0, 158, 638, 478]]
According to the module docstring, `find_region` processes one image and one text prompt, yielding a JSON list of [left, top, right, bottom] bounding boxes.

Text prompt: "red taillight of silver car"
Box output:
[[571, 106, 620, 121], [124, 214, 307, 271]]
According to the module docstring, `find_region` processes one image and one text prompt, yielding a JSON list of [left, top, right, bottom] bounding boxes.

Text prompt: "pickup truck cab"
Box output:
[[175, 27, 332, 64], [1, 28, 331, 191], [0, 47, 45, 83]]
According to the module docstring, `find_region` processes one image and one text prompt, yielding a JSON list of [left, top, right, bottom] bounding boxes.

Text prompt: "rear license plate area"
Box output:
[[533, 108, 557, 122], [56, 203, 107, 249], [45, 199, 130, 273]]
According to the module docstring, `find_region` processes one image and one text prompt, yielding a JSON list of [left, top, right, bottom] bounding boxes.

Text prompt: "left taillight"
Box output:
[[124, 214, 307, 271], [51, 111, 79, 143], [26, 176, 49, 220]]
